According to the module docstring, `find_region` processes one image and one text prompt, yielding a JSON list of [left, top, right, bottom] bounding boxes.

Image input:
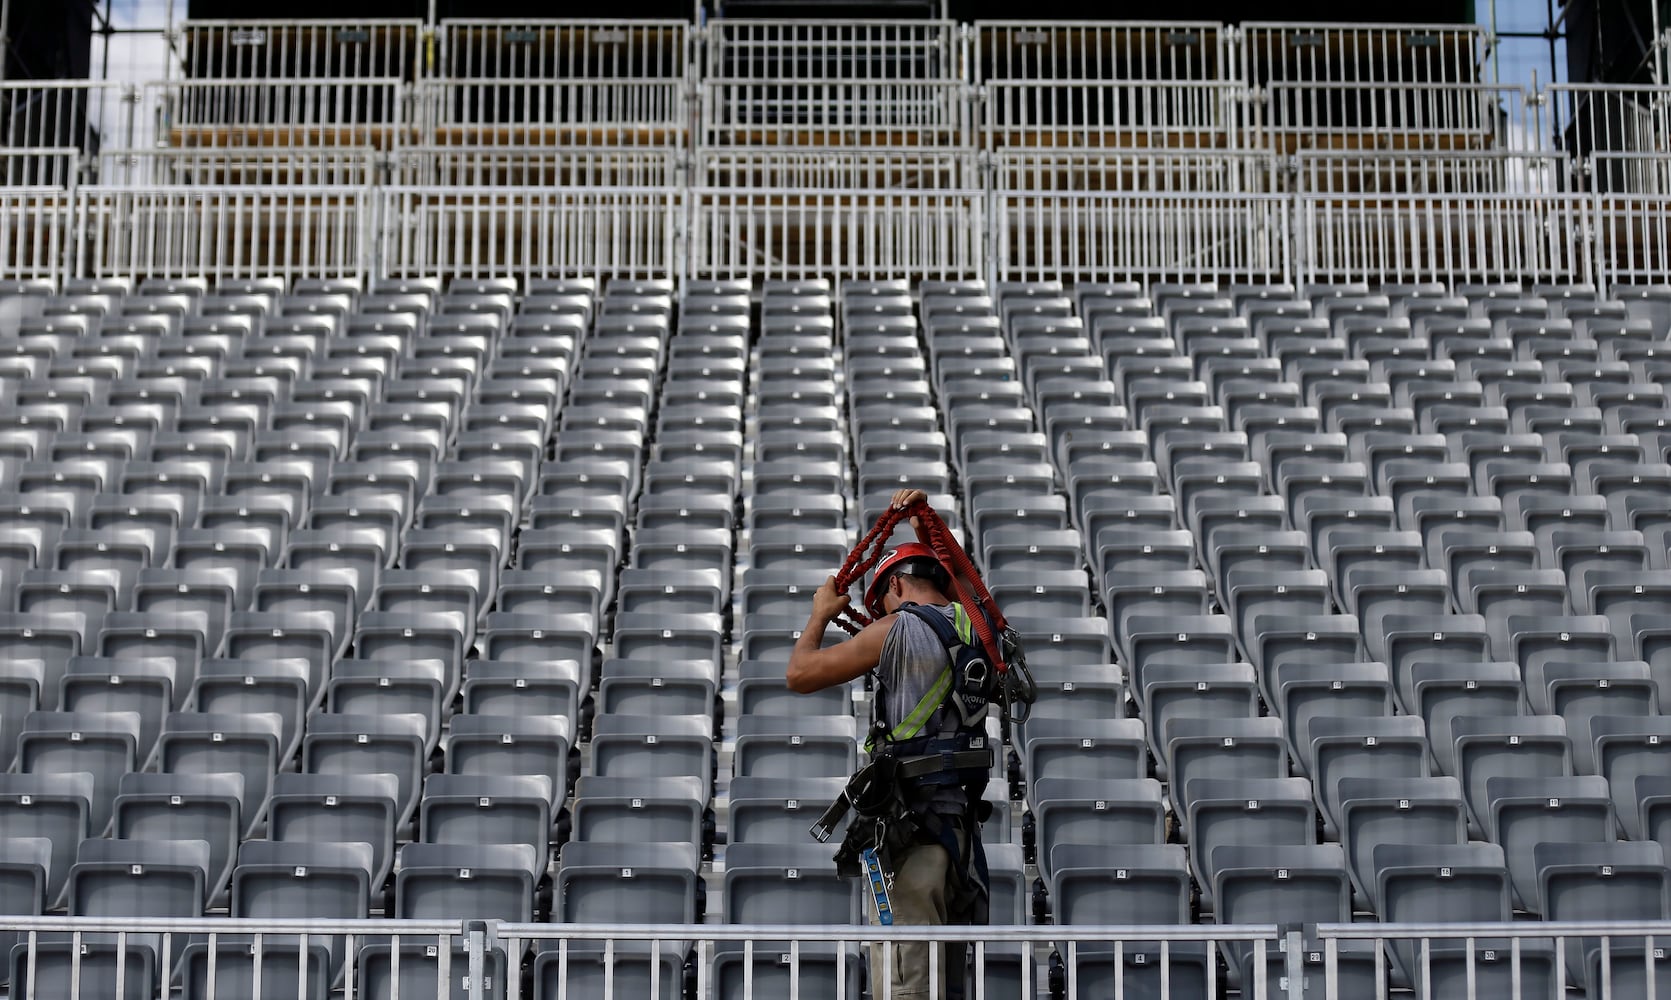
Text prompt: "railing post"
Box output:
[[1284, 926, 1306, 1000], [979, 146, 996, 290], [0, 0, 10, 85], [1590, 171, 1609, 296], [465, 920, 490, 1000]]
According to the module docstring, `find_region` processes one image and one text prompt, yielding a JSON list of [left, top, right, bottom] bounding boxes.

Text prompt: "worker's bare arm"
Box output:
[[786, 576, 895, 693]]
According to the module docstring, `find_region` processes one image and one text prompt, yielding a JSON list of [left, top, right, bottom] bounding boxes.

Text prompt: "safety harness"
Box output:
[[810, 502, 1038, 934], [811, 601, 997, 924]]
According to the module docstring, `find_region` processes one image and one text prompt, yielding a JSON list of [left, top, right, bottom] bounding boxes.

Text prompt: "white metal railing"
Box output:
[[179, 19, 425, 83], [1294, 187, 1596, 288], [1586, 150, 1671, 196], [701, 19, 962, 83], [993, 170, 1291, 284], [0, 186, 75, 283], [1249, 81, 1531, 152], [972, 21, 1227, 85], [393, 145, 678, 188], [689, 180, 985, 282], [0, 81, 133, 159], [415, 78, 686, 148], [2, 18, 1669, 288], [440, 19, 690, 84], [701, 79, 971, 148], [1553, 82, 1671, 183], [147, 78, 409, 151], [697, 147, 975, 192], [3, 915, 462, 1000], [96, 145, 381, 187], [0, 146, 78, 188], [0, 917, 1663, 999], [1292, 149, 1566, 195], [73, 184, 374, 285], [982, 79, 1240, 150], [1594, 188, 1671, 287], [379, 184, 680, 285], [1239, 21, 1487, 88], [1314, 920, 1669, 1000]]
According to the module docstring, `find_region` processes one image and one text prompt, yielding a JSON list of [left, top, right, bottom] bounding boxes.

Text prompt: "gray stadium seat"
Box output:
[[267, 772, 399, 890], [1372, 842, 1510, 985], [326, 659, 447, 755], [446, 713, 574, 808], [1186, 776, 1316, 909], [0, 771, 92, 906], [1535, 840, 1670, 984], [111, 771, 244, 907], [1163, 716, 1287, 820], [10, 839, 208, 997], [723, 842, 856, 931], [1049, 843, 1189, 928], [1020, 716, 1147, 786], [570, 775, 705, 847], [1142, 661, 1260, 768], [58, 655, 174, 762], [1211, 843, 1350, 970], [1309, 714, 1432, 835], [1451, 714, 1575, 837], [733, 714, 857, 781], [1486, 773, 1614, 912], [1275, 660, 1395, 770], [1591, 716, 1671, 839], [394, 841, 538, 924], [218, 839, 373, 984], [536, 945, 688, 1000], [0, 837, 51, 982], [1409, 659, 1525, 773], [558, 841, 702, 925], [17, 709, 140, 836], [1031, 777, 1167, 882], [1538, 661, 1659, 772]]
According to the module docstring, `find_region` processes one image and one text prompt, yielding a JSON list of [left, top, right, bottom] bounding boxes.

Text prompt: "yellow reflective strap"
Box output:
[[951, 603, 973, 645], [890, 666, 953, 740]]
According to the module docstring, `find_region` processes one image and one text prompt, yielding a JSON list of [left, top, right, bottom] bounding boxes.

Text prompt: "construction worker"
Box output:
[[787, 487, 994, 1000]]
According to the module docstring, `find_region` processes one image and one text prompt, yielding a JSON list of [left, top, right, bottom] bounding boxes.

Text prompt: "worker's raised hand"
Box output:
[[890, 488, 928, 512], [813, 575, 852, 620]]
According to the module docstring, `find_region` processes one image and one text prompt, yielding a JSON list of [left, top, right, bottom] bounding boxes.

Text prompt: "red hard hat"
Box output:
[[864, 541, 943, 618]]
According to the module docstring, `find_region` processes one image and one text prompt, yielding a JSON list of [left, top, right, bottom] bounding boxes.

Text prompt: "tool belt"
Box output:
[[812, 737, 994, 915]]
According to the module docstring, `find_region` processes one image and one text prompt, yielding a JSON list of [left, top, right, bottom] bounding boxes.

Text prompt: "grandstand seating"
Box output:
[[2, 8, 1671, 996], [1, 268, 1668, 1000]]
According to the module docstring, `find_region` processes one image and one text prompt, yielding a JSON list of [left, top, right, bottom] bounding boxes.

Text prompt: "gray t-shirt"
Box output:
[[875, 602, 970, 816]]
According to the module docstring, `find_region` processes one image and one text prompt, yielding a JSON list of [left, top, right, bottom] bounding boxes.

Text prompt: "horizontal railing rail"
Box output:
[[73, 183, 376, 285], [689, 180, 986, 282], [971, 21, 1229, 86], [982, 78, 1241, 150], [96, 145, 382, 187], [1294, 187, 1599, 287], [146, 77, 411, 151], [379, 183, 681, 285], [993, 185, 1293, 284], [179, 19, 426, 83], [0, 917, 1663, 999], [701, 78, 972, 147], [439, 19, 691, 83], [414, 77, 688, 148]]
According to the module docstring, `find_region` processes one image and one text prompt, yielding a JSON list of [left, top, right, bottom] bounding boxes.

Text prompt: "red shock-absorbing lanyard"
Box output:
[[828, 499, 1013, 676]]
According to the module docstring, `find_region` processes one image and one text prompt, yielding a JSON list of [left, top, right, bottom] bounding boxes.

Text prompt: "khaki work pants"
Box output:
[[865, 833, 970, 1000]]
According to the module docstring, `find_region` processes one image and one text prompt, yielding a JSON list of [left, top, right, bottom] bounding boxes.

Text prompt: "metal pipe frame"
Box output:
[[0, 916, 1663, 1000]]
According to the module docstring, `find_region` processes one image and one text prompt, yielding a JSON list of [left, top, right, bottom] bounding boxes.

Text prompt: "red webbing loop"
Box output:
[[830, 500, 1012, 675]]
